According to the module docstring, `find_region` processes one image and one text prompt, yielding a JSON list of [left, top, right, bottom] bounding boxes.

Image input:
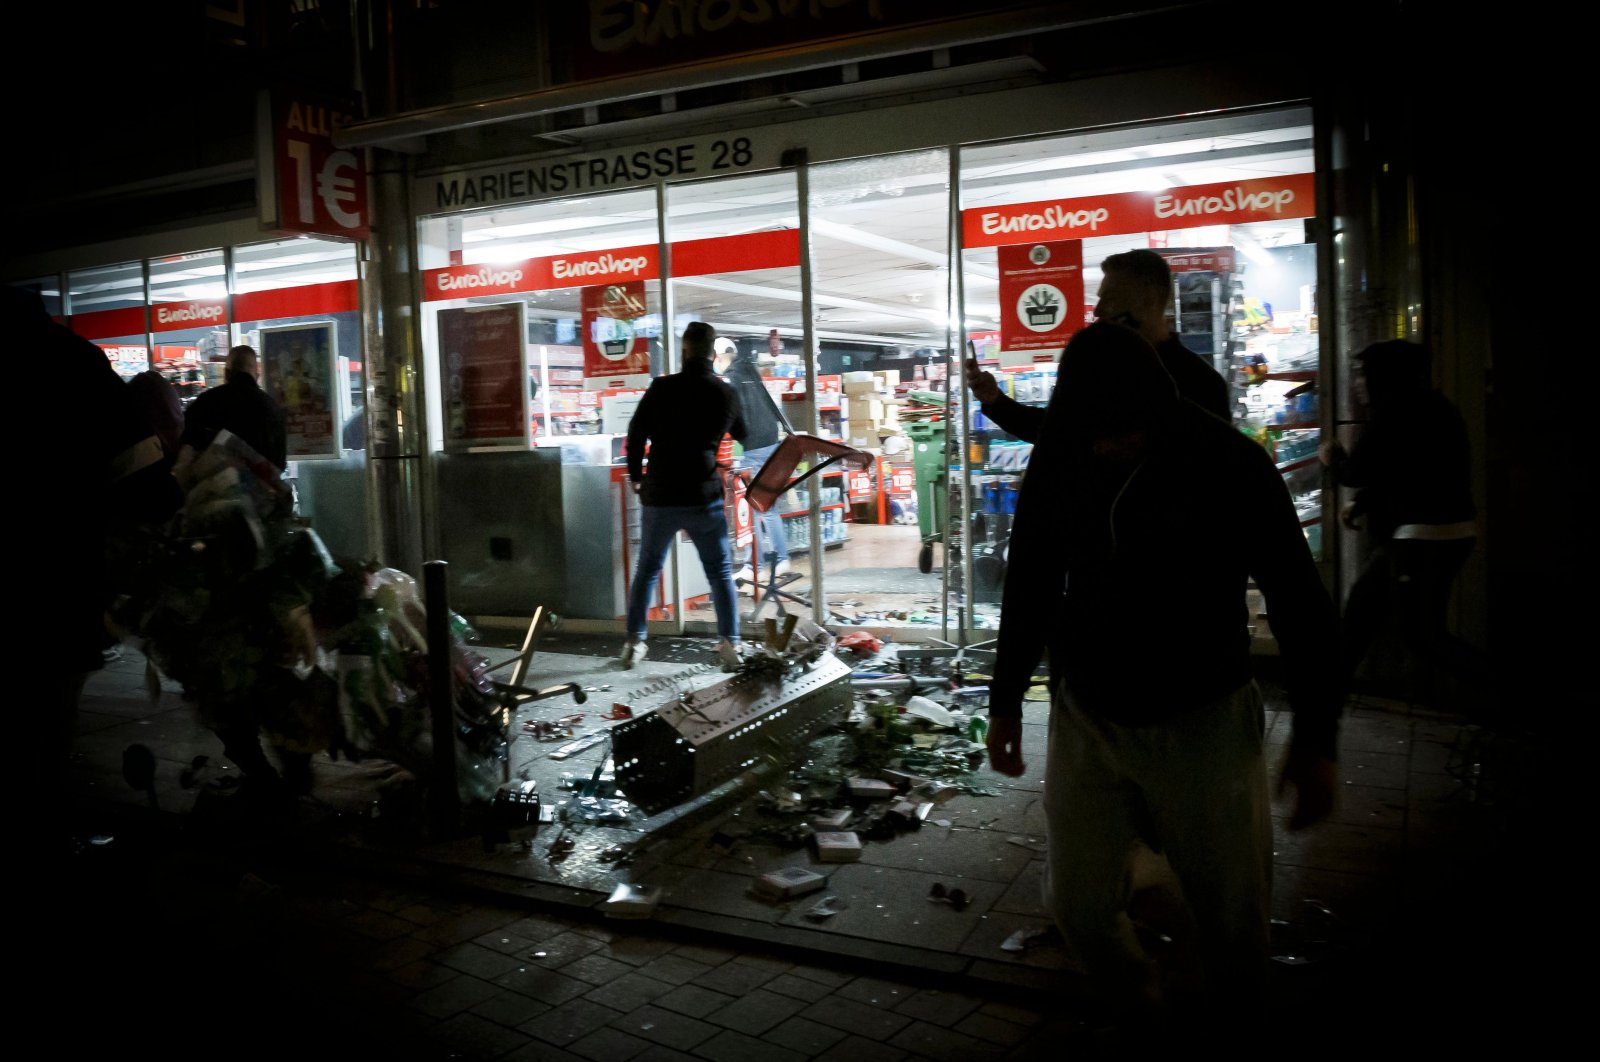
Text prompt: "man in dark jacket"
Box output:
[[8, 285, 180, 825], [984, 322, 1339, 1032], [964, 248, 1231, 440], [176, 344, 288, 472], [1319, 339, 1482, 705], [716, 336, 794, 585], [623, 321, 748, 671]]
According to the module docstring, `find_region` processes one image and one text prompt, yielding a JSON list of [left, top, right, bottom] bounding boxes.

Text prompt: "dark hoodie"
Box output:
[[721, 350, 789, 451], [1327, 339, 1475, 541], [989, 322, 1341, 759], [627, 355, 748, 506]]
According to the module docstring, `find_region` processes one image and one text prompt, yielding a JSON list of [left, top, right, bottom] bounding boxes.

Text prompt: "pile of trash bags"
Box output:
[[111, 430, 508, 805]]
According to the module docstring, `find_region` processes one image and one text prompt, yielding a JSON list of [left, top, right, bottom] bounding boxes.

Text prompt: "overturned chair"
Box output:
[[732, 433, 874, 616]]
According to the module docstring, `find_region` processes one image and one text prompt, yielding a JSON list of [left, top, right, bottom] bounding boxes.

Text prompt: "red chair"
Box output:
[[745, 433, 874, 513], [732, 434, 873, 618]]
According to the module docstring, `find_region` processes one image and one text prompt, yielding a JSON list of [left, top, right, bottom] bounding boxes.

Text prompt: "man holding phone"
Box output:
[[964, 248, 1231, 436]]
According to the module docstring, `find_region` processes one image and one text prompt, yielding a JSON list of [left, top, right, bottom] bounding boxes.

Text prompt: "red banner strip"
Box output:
[[671, 229, 799, 277], [234, 280, 359, 321], [69, 306, 147, 341], [422, 230, 802, 302]]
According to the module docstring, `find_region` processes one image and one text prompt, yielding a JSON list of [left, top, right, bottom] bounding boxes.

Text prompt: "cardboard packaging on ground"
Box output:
[[603, 883, 662, 918], [753, 866, 828, 900], [814, 831, 863, 863]]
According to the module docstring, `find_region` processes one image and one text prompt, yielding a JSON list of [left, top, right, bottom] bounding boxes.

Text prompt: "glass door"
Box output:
[[957, 107, 1320, 640], [805, 150, 954, 641], [664, 170, 809, 634]]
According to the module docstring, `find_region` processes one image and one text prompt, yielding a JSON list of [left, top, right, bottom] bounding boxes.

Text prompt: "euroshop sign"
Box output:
[[962, 174, 1315, 249], [152, 299, 228, 333], [424, 133, 779, 212], [423, 230, 799, 301]]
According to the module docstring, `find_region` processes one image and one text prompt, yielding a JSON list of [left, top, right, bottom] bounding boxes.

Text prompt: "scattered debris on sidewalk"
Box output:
[[804, 893, 847, 920], [603, 882, 662, 918]]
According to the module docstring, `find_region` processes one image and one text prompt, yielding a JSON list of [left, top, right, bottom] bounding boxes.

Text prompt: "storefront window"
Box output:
[[807, 150, 953, 636], [665, 170, 806, 627], [148, 249, 229, 402], [958, 106, 1322, 631], [232, 235, 365, 560], [418, 187, 669, 622], [13, 275, 63, 319], [67, 261, 148, 380]]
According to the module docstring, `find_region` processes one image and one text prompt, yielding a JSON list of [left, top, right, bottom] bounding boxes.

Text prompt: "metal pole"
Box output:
[[794, 150, 826, 625], [949, 147, 975, 647], [657, 180, 685, 636], [363, 149, 429, 576], [424, 559, 460, 834]]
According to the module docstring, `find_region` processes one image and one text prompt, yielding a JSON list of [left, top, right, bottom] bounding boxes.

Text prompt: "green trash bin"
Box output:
[[907, 419, 947, 572]]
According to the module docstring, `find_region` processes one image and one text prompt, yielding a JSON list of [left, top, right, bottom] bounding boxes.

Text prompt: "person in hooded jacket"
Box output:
[[984, 321, 1341, 1035], [6, 285, 180, 835], [1319, 339, 1482, 707], [716, 337, 794, 585]]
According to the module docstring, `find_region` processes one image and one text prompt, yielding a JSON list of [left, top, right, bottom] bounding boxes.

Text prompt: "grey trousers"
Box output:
[[1043, 681, 1272, 1018]]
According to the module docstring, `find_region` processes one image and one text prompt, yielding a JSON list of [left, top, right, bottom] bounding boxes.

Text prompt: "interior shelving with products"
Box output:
[[1230, 319, 1324, 558], [774, 462, 850, 553]]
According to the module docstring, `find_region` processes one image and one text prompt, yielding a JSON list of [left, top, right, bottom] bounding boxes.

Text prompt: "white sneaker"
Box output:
[[772, 559, 794, 579], [619, 641, 647, 669], [717, 639, 742, 672], [733, 565, 754, 585]]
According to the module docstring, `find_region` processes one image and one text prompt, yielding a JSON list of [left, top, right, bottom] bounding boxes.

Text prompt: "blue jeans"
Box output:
[[742, 442, 789, 564], [626, 500, 738, 642]]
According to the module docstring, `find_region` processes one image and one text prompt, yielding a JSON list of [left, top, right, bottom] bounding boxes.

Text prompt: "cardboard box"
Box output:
[[814, 831, 863, 863], [873, 369, 901, 387], [844, 380, 879, 396], [811, 808, 854, 830], [753, 866, 828, 900], [603, 882, 662, 918], [848, 777, 899, 800]]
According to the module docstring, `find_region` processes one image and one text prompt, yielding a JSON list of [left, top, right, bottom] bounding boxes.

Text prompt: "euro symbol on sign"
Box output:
[[317, 150, 362, 229]]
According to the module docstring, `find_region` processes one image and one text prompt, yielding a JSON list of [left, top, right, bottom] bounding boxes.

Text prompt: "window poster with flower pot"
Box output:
[[438, 302, 530, 452], [997, 240, 1084, 356], [582, 281, 651, 379], [260, 321, 339, 460]]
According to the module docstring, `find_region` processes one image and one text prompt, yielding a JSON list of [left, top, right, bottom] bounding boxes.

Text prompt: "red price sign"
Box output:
[[729, 479, 753, 550], [891, 468, 914, 493], [266, 92, 369, 240], [848, 470, 874, 499]]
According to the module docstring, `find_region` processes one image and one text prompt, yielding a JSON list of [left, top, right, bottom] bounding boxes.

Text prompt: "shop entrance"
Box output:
[[414, 104, 1322, 647], [665, 153, 962, 641]]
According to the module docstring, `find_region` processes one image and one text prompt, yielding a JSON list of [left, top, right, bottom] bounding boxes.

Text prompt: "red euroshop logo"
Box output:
[[152, 300, 228, 332], [963, 174, 1314, 249]]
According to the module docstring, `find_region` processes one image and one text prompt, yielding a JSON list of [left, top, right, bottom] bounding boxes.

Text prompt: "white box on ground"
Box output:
[[753, 866, 828, 900], [603, 882, 662, 918], [811, 808, 853, 830], [814, 831, 862, 863], [848, 777, 898, 799]]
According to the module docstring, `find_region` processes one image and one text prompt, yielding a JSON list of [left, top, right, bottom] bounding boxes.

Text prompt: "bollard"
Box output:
[[423, 560, 460, 835]]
